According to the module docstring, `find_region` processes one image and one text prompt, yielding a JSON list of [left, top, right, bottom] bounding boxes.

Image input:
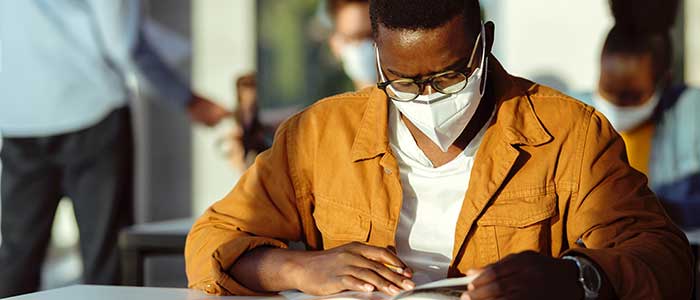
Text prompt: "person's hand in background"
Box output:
[[225, 125, 246, 172], [187, 94, 231, 126]]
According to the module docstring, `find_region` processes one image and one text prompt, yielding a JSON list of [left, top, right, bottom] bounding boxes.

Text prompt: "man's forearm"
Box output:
[[229, 247, 304, 293]]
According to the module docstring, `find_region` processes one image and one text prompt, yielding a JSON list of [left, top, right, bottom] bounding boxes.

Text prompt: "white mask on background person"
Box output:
[[378, 23, 487, 152], [593, 91, 660, 132], [340, 39, 377, 85]]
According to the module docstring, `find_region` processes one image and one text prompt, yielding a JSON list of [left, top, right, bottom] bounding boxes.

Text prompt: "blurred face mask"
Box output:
[[592, 91, 660, 132], [340, 39, 378, 85], [378, 23, 487, 152]]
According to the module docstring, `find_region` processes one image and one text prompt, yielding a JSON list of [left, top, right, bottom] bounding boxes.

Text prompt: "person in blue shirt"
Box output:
[[588, 0, 700, 228], [0, 0, 229, 296]]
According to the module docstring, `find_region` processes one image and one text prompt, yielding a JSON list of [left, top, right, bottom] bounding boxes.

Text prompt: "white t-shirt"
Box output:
[[389, 104, 491, 285]]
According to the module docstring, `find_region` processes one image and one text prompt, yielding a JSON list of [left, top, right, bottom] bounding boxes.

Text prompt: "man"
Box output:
[[326, 0, 376, 89], [0, 0, 228, 297], [591, 0, 700, 227], [185, 0, 692, 299]]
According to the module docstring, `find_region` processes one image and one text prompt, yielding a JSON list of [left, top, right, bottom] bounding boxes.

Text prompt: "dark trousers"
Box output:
[[0, 108, 133, 297]]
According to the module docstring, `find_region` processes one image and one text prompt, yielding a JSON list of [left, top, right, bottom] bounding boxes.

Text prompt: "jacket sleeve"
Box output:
[[564, 109, 693, 299], [185, 115, 308, 296]]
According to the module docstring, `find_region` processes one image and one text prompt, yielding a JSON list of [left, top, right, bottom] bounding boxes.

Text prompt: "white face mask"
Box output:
[[377, 23, 487, 152], [340, 39, 378, 85], [593, 91, 660, 132]]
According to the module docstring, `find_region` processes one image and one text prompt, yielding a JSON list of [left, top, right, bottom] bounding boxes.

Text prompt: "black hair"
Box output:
[[369, 0, 481, 39], [602, 0, 679, 81]]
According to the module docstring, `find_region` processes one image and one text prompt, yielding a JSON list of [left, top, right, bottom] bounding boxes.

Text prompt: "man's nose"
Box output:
[[421, 84, 436, 96]]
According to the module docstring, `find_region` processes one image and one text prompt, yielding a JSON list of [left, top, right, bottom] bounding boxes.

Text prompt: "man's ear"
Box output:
[[329, 33, 344, 60], [484, 21, 495, 56]]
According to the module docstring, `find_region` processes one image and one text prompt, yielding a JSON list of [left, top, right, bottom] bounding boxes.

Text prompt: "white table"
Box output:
[[3, 285, 285, 300]]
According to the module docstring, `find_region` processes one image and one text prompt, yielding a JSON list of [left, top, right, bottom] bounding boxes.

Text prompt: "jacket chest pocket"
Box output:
[[474, 192, 557, 264], [313, 197, 371, 249]]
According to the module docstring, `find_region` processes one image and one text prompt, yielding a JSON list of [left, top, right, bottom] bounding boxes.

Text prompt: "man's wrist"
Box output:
[[229, 247, 303, 292], [563, 255, 602, 300], [278, 249, 308, 291], [561, 258, 586, 300]]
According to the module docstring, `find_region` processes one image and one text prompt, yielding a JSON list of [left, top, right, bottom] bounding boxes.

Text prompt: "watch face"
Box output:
[[581, 262, 602, 292]]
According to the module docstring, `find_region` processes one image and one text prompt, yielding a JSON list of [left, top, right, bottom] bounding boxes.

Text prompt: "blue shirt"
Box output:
[[0, 0, 191, 137]]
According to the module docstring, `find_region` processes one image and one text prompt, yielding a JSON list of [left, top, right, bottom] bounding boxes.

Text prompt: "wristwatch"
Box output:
[[562, 255, 602, 300]]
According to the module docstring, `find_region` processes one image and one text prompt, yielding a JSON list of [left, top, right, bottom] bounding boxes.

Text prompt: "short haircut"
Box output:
[[602, 0, 679, 81], [369, 0, 481, 39], [327, 0, 369, 20]]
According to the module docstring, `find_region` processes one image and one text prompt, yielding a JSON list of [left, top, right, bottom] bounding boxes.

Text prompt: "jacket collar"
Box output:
[[489, 59, 553, 146], [350, 87, 391, 162], [350, 56, 552, 162]]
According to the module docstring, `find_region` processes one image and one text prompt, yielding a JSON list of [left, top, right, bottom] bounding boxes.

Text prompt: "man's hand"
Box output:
[[289, 242, 416, 296], [187, 94, 230, 126], [461, 251, 583, 300]]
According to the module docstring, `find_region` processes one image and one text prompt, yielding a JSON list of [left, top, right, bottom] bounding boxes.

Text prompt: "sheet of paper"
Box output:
[[409, 274, 478, 290], [280, 275, 478, 300], [280, 290, 389, 300]]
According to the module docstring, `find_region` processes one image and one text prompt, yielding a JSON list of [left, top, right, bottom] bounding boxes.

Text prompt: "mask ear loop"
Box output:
[[374, 44, 389, 82], [477, 22, 489, 96]]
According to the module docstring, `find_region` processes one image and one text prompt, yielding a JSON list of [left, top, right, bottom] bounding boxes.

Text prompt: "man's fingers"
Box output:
[[353, 258, 415, 291], [463, 279, 508, 300], [338, 275, 375, 293], [343, 266, 402, 296], [460, 293, 508, 300], [469, 263, 518, 289], [346, 243, 410, 275]]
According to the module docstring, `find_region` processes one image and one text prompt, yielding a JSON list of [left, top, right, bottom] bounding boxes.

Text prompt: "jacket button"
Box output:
[[205, 283, 216, 294], [384, 168, 392, 175]]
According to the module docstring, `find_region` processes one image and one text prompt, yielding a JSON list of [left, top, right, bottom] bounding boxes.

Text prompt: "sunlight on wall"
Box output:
[[486, 0, 612, 93]]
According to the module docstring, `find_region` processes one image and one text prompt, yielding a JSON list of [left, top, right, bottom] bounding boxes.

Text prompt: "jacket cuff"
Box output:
[[194, 236, 289, 296]]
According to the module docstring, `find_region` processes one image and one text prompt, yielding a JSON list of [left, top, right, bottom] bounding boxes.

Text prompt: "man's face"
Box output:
[[375, 15, 487, 95], [598, 53, 657, 107]]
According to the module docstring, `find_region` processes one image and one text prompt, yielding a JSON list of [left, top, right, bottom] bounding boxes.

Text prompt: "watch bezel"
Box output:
[[563, 255, 601, 300]]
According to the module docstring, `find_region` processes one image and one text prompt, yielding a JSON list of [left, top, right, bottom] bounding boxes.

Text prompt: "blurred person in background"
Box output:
[[326, 0, 376, 90], [0, 0, 229, 297], [592, 0, 700, 227]]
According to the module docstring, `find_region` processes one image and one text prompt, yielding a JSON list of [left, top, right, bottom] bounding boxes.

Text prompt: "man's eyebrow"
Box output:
[[386, 56, 470, 79], [386, 68, 415, 79]]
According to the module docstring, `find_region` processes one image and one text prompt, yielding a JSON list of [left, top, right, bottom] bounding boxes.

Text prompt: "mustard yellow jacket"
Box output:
[[185, 60, 692, 299]]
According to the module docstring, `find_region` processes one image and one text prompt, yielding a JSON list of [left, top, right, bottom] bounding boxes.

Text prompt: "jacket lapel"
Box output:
[[451, 59, 553, 263]]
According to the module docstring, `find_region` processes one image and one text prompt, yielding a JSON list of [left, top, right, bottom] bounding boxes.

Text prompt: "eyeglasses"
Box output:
[[376, 32, 482, 102]]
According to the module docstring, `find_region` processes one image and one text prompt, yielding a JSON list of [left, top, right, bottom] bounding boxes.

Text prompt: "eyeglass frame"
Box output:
[[375, 31, 483, 102]]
